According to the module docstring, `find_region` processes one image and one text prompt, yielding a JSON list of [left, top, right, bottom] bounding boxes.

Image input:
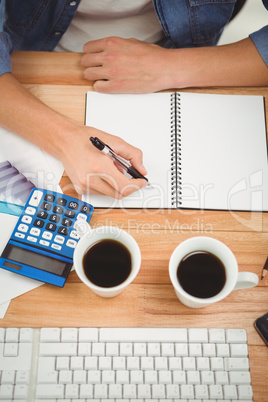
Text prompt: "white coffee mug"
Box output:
[[169, 236, 259, 308], [73, 220, 141, 298]]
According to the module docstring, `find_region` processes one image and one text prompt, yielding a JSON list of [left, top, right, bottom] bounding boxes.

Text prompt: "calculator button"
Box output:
[[54, 235, 65, 245], [80, 205, 91, 214], [27, 236, 37, 243], [61, 218, 72, 227], [25, 207, 36, 215], [66, 239, 77, 248], [29, 190, 43, 207], [52, 244, 62, 251], [42, 231, 53, 240], [37, 210, 48, 219], [56, 197, 67, 206], [64, 209, 76, 218], [70, 230, 79, 240], [39, 240, 50, 247], [34, 219, 45, 228], [41, 202, 52, 211], [53, 205, 64, 214], [57, 227, 69, 236], [46, 223, 57, 232], [21, 215, 32, 224], [18, 224, 29, 233], [44, 194, 55, 202], [68, 201, 79, 210], [49, 214, 60, 223], [30, 228, 41, 236], [76, 213, 87, 221], [15, 232, 25, 239]]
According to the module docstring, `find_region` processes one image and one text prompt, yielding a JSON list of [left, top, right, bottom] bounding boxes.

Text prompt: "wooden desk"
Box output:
[[2, 51, 268, 400]]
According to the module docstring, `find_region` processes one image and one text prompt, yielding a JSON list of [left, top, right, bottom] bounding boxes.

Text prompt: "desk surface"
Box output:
[[2, 51, 268, 400]]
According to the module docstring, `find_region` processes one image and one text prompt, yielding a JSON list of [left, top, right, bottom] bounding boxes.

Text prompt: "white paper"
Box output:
[[0, 301, 10, 319], [0, 127, 64, 190], [0, 213, 43, 306]]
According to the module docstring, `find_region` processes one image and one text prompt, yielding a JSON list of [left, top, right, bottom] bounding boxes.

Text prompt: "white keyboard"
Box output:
[[0, 327, 253, 401]]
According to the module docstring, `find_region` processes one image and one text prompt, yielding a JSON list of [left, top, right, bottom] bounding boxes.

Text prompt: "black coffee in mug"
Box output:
[[82, 239, 132, 288], [177, 251, 226, 298]]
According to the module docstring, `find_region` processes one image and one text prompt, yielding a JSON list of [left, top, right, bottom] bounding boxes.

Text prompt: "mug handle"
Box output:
[[234, 272, 259, 290], [74, 220, 92, 238]]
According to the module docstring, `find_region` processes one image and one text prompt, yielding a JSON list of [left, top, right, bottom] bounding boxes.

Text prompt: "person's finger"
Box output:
[[83, 38, 107, 53], [81, 53, 104, 68]]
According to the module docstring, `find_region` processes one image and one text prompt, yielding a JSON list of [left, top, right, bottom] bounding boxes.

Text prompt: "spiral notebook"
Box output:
[[84, 91, 268, 211]]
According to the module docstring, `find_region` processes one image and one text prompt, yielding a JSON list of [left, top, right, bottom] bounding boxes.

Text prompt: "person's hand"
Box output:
[[60, 123, 148, 198], [81, 37, 176, 93]]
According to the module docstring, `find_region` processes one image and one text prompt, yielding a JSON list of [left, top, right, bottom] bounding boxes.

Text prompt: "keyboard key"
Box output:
[[14, 384, 28, 399], [94, 384, 108, 398], [0, 342, 32, 371], [230, 343, 248, 357], [209, 384, 223, 399], [225, 357, 250, 371], [39, 342, 77, 357], [180, 384, 194, 399], [229, 370, 251, 384], [1, 370, 15, 384], [188, 328, 208, 343], [37, 357, 57, 384], [238, 384, 253, 399], [40, 328, 60, 342], [4, 343, 18, 357], [223, 384, 238, 399], [109, 383, 122, 398], [195, 384, 209, 399], [226, 329, 247, 343], [36, 384, 64, 398], [0, 384, 13, 399]]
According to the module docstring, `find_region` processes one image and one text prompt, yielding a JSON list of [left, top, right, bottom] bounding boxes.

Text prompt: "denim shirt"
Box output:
[[0, 0, 267, 76]]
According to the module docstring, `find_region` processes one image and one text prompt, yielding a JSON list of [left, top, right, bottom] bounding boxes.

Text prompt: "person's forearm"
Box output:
[[0, 73, 147, 197], [0, 73, 78, 159], [81, 36, 268, 93], [170, 37, 268, 89]]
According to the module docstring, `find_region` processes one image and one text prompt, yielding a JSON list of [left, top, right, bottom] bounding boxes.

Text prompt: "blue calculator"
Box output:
[[0, 188, 94, 287]]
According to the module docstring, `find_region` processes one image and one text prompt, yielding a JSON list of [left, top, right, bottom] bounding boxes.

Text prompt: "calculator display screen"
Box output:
[[5, 245, 67, 276]]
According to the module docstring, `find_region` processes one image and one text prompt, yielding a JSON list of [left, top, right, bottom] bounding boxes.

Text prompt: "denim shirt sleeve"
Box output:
[[249, 0, 268, 67], [250, 26, 268, 67], [0, 31, 13, 76]]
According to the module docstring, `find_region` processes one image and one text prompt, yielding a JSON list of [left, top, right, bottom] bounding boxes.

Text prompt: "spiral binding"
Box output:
[[170, 93, 182, 207]]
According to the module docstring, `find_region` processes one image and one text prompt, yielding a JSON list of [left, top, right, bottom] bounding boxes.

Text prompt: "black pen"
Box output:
[[90, 137, 151, 186], [261, 257, 268, 280]]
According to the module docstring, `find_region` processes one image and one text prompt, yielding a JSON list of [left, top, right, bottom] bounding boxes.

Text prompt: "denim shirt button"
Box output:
[[69, 1, 77, 5], [54, 31, 62, 36]]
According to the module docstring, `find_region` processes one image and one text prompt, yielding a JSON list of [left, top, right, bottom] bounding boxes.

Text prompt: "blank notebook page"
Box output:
[[85, 92, 173, 209], [178, 92, 268, 211]]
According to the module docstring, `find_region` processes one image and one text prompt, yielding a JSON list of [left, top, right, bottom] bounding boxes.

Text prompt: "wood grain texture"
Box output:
[[3, 51, 268, 401]]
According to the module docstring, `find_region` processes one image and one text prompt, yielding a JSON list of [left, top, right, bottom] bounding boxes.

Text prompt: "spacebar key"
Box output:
[[36, 384, 64, 398]]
